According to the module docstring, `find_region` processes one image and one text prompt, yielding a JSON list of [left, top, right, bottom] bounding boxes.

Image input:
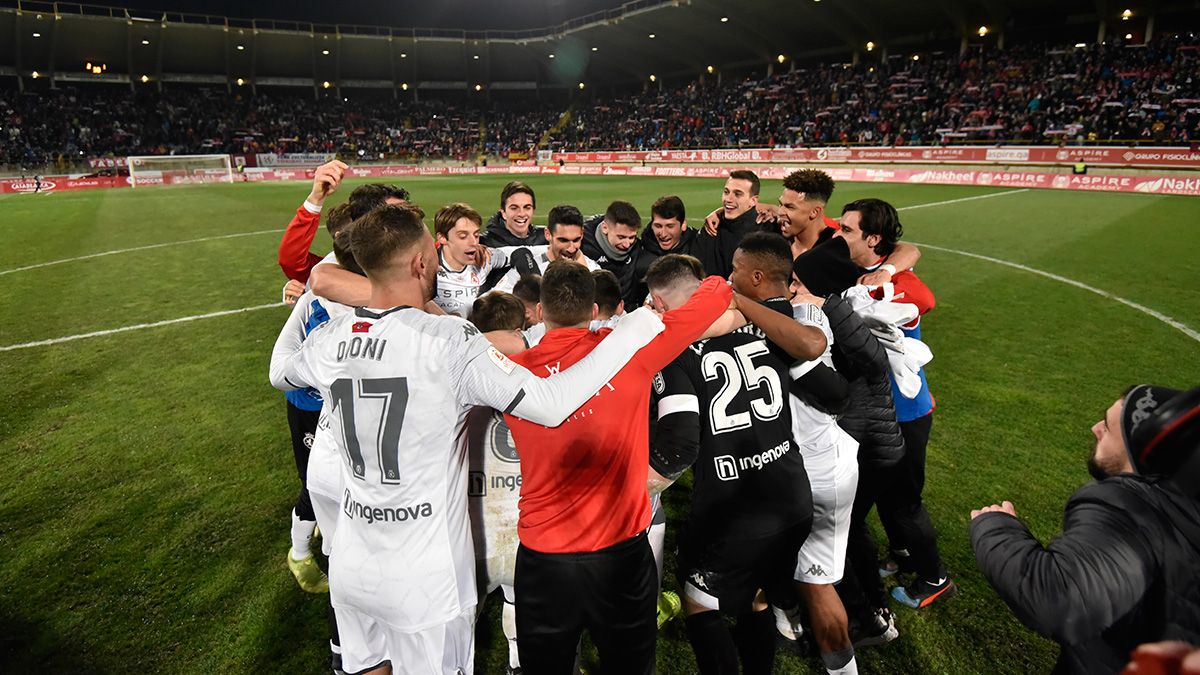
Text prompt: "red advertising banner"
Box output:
[[550, 145, 1200, 169], [6, 164, 1199, 197]]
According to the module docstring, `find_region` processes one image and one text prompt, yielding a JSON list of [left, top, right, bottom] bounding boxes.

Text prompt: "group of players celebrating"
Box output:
[[268, 161, 951, 675]]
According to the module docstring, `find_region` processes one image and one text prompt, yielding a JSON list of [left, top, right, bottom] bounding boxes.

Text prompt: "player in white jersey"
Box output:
[[433, 203, 511, 318], [462, 291, 528, 674], [492, 205, 598, 294], [271, 204, 667, 675]]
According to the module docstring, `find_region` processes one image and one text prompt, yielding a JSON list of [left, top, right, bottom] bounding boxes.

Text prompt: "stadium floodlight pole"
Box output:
[[126, 154, 235, 188]]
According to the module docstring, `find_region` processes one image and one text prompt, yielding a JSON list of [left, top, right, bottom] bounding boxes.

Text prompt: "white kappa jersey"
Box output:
[[465, 407, 521, 564], [282, 306, 535, 631], [435, 247, 509, 318], [493, 246, 599, 294], [787, 303, 846, 454]]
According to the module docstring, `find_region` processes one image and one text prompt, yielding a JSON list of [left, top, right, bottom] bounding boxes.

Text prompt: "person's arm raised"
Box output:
[[734, 292, 827, 362]]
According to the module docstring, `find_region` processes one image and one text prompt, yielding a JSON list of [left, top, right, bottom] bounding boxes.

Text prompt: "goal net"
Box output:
[[126, 154, 234, 188]]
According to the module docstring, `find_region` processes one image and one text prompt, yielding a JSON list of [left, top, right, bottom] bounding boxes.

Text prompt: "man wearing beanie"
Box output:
[[971, 384, 1200, 674]]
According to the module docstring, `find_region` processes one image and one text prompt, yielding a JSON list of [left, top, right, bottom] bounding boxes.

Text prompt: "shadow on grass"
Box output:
[[0, 613, 104, 674]]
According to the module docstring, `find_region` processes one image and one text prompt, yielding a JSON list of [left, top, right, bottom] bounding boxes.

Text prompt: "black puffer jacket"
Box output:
[[626, 225, 699, 309], [693, 208, 773, 279], [822, 293, 904, 469], [971, 475, 1200, 674]]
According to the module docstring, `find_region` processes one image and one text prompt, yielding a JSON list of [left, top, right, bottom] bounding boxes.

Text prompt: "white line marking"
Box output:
[[891, 188, 1200, 343], [909, 242, 1200, 343], [897, 188, 1030, 211], [0, 229, 282, 276], [2, 186, 1194, 352], [0, 303, 283, 352]]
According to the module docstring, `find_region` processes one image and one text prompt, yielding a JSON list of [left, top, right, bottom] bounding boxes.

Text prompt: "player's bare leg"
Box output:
[[800, 582, 858, 675]]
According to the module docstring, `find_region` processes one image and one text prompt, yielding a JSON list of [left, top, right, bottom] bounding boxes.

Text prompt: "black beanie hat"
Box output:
[[1121, 385, 1200, 484], [792, 237, 861, 297]]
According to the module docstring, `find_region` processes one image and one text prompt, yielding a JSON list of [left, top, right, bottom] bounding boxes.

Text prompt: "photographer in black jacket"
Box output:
[[971, 384, 1200, 674]]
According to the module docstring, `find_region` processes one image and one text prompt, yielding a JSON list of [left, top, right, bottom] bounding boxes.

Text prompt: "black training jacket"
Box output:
[[971, 475, 1200, 675], [480, 211, 546, 248]]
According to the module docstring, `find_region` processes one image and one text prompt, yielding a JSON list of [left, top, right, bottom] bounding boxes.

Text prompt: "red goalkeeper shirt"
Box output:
[[278, 200, 325, 282], [505, 277, 732, 554]]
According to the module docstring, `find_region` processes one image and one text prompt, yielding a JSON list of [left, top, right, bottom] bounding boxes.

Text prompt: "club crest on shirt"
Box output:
[[489, 414, 520, 463], [653, 371, 666, 395]]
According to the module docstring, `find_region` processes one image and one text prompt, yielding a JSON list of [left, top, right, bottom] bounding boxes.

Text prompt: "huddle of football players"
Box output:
[[268, 161, 948, 675]]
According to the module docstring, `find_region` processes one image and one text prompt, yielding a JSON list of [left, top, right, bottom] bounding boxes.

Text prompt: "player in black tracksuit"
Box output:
[[628, 197, 699, 310], [645, 248, 826, 675], [581, 201, 644, 311]]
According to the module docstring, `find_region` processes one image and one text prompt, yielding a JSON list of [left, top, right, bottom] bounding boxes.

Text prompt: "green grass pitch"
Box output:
[[1, 175, 1198, 673]]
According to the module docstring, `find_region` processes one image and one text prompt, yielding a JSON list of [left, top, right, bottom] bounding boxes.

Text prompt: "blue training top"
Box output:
[[284, 298, 330, 412], [890, 323, 934, 423]]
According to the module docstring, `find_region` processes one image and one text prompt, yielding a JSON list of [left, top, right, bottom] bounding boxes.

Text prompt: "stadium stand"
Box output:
[[552, 36, 1200, 150], [3, 34, 1198, 172]]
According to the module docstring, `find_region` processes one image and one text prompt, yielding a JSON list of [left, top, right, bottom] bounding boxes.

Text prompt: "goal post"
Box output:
[[126, 154, 234, 188]]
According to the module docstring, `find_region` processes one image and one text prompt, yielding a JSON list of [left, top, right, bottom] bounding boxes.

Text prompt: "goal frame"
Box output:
[[125, 154, 234, 188]]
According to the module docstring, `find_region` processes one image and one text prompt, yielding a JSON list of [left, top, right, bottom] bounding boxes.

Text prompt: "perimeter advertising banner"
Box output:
[[550, 146, 1200, 169], [6, 164, 1199, 197]]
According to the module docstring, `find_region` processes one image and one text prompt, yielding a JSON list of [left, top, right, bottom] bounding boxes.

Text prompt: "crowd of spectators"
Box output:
[[0, 88, 548, 170], [552, 34, 1200, 150], [2, 34, 1197, 170]]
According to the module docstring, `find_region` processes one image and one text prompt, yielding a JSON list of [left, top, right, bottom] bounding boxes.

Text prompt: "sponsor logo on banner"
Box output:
[[380, 166, 419, 176], [863, 169, 897, 181], [653, 167, 687, 177], [985, 148, 1031, 162], [257, 152, 336, 167], [9, 180, 57, 192], [816, 147, 853, 161], [602, 166, 628, 175], [1134, 177, 1200, 195], [907, 170, 974, 184]]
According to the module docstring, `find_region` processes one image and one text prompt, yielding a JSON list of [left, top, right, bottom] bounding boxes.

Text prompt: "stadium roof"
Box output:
[[1, 0, 1194, 90]]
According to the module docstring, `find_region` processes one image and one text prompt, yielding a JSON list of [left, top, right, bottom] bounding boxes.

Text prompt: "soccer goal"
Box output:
[[126, 154, 234, 188]]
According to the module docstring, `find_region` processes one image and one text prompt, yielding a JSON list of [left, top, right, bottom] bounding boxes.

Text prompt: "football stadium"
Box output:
[[2, 1, 1200, 674]]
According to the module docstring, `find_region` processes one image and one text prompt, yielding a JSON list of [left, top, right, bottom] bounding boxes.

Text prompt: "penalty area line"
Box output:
[[0, 303, 283, 352]]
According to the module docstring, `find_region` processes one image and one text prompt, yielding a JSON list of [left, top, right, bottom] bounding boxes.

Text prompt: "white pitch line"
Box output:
[[0, 228, 283, 276], [890, 187, 1200, 343], [896, 188, 1029, 211], [0, 303, 283, 352], [909, 242, 1200, 343], [1, 186, 1195, 352]]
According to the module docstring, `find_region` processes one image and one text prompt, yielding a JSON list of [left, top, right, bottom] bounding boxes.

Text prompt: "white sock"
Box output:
[[502, 597, 520, 669], [827, 656, 858, 675], [291, 509, 316, 559], [772, 604, 803, 640], [648, 522, 667, 587]]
